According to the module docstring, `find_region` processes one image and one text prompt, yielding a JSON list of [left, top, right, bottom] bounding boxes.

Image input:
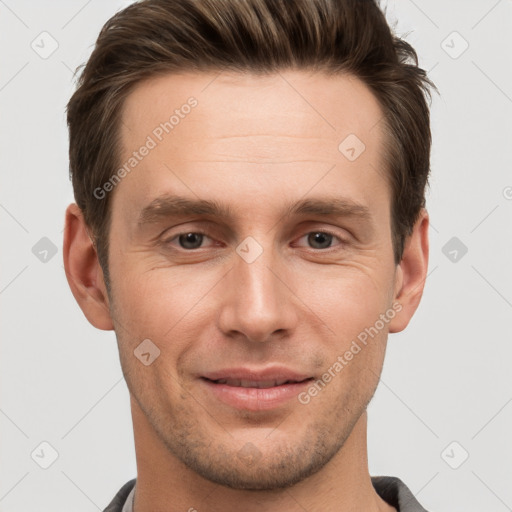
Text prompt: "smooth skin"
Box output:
[[64, 70, 429, 512]]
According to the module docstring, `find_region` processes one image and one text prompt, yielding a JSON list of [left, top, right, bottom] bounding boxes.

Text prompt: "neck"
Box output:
[[130, 396, 394, 512]]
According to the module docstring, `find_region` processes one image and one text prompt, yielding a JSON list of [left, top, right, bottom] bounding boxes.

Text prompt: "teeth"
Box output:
[[214, 378, 295, 388]]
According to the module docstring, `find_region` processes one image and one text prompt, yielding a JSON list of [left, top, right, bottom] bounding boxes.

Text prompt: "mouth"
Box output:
[[199, 371, 315, 411], [203, 377, 313, 388]]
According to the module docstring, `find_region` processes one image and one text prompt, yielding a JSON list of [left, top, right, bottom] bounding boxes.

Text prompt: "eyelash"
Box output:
[[297, 230, 347, 250], [162, 229, 347, 251]]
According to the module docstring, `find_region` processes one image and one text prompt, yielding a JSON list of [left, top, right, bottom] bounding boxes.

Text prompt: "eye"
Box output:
[[308, 232, 333, 249], [295, 231, 345, 250], [179, 232, 204, 249], [166, 232, 212, 250]]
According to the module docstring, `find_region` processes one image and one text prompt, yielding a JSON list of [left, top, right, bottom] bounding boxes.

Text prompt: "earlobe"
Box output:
[[389, 209, 429, 333], [63, 203, 114, 331]]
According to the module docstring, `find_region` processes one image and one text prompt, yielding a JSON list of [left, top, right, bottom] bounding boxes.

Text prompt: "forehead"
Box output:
[[115, 70, 388, 213], [120, 69, 384, 147]]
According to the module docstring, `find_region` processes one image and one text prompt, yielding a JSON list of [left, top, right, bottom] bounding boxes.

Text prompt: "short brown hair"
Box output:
[[66, 0, 435, 288]]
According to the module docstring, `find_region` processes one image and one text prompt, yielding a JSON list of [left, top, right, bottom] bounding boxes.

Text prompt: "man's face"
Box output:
[[107, 70, 400, 489]]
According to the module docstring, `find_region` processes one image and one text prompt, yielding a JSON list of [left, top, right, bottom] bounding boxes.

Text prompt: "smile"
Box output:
[[200, 375, 315, 411]]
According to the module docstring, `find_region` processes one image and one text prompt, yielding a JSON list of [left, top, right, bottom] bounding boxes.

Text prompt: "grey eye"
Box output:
[[178, 233, 204, 249], [307, 232, 333, 249]]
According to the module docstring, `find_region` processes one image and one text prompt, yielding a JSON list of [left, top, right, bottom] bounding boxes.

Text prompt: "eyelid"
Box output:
[[293, 229, 347, 249], [159, 225, 350, 251], [162, 230, 216, 249]]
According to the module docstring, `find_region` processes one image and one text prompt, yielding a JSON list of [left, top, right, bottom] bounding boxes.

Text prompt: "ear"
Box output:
[[388, 208, 429, 333], [63, 203, 114, 330]]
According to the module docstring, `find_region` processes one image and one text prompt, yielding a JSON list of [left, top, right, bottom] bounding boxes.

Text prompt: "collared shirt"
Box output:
[[103, 476, 429, 511]]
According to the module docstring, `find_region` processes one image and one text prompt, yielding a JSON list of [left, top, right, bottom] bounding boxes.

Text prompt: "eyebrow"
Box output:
[[285, 197, 371, 221], [137, 194, 372, 227], [137, 196, 234, 226]]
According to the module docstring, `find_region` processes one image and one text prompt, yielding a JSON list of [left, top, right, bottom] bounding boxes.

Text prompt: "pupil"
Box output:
[[308, 232, 332, 249], [179, 233, 203, 249]]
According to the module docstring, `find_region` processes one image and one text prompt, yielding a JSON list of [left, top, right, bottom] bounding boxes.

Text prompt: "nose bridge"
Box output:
[[237, 246, 276, 309], [218, 237, 296, 342]]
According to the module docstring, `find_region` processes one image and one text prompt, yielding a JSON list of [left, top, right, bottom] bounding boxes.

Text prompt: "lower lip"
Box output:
[[200, 378, 314, 411]]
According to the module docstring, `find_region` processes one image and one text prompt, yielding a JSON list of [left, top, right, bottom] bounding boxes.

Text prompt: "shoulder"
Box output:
[[103, 478, 136, 512], [371, 476, 430, 512]]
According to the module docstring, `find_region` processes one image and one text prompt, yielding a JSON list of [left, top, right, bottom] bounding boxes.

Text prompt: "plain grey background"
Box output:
[[1, 0, 511, 510]]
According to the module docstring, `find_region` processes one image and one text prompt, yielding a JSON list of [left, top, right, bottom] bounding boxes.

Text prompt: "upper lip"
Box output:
[[201, 366, 313, 383]]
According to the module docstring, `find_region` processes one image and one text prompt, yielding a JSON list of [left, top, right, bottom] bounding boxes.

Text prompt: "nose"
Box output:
[[217, 243, 298, 343]]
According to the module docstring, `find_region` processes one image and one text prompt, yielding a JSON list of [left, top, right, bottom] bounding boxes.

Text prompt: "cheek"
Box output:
[[109, 264, 221, 344], [296, 265, 394, 337], [303, 274, 391, 406]]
